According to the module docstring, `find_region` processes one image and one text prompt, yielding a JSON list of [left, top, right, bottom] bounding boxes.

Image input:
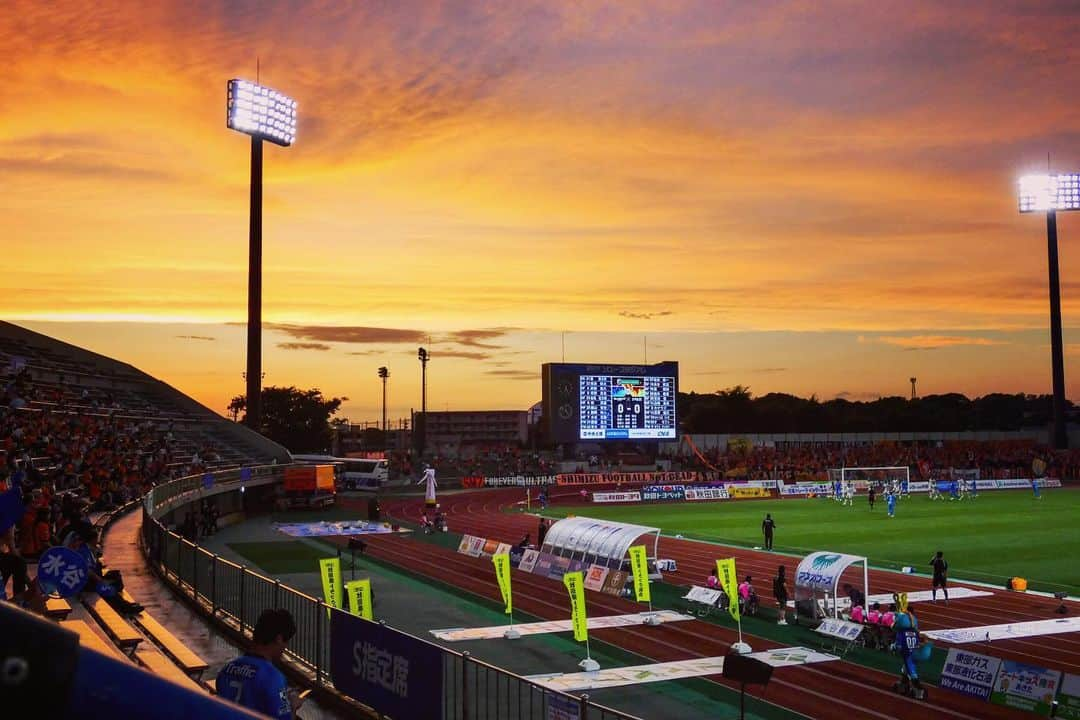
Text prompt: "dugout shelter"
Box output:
[[793, 550, 869, 620], [540, 516, 663, 579]]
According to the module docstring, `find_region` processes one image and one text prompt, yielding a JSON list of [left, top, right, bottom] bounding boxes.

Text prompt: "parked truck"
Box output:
[[283, 465, 337, 509]]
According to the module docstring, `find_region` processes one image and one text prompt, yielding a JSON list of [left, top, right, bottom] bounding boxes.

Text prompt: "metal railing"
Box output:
[[140, 467, 641, 720]]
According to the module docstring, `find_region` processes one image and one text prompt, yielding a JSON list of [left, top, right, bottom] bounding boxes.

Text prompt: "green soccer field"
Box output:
[[544, 489, 1080, 594]]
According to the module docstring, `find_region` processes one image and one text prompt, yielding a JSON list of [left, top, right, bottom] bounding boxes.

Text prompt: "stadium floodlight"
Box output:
[[1019, 173, 1080, 213], [1018, 172, 1079, 449], [227, 78, 297, 432], [227, 79, 297, 146]]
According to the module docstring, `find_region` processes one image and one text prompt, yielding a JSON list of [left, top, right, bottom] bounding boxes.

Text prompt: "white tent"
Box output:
[[541, 516, 662, 577], [793, 551, 869, 619]]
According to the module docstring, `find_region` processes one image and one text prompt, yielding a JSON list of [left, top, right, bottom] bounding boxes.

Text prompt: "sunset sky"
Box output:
[[3, 1, 1079, 422]]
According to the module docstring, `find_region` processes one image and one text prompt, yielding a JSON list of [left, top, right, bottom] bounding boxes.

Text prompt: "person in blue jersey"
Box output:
[[885, 490, 897, 518], [217, 608, 302, 719], [891, 609, 930, 700]]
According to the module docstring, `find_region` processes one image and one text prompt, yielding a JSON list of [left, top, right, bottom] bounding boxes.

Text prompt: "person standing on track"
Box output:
[[537, 517, 549, 548], [761, 513, 776, 551], [929, 550, 949, 604], [773, 565, 789, 625]]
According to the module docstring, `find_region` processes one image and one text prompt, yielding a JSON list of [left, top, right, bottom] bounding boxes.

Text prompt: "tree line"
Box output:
[[678, 386, 1070, 434]]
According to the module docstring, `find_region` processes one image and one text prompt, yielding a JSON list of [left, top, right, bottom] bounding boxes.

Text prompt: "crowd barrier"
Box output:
[[140, 466, 640, 720]]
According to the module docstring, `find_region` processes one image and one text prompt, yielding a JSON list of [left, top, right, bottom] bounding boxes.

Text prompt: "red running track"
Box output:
[[379, 488, 1080, 675], [338, 492, 1058, 720]]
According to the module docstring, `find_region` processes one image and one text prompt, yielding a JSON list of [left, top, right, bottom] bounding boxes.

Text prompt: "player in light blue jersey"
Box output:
[[216, 609, 300, 719]]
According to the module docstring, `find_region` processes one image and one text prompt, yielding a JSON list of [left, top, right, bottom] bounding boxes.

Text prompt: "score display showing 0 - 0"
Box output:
[[578, 375, 677, 440]]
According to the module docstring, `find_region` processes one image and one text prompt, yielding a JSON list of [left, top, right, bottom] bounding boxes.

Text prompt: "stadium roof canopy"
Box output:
[[540, 516, 661, 569]]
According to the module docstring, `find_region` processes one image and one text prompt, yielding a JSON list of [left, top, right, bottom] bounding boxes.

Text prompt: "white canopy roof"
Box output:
[[794, 550, 869, 619], [541, 516, 661, 564]]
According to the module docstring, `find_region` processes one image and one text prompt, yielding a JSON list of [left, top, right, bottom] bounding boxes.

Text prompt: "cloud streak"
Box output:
[[278, 342, 332, 351], [868, 335, 1009, 350]]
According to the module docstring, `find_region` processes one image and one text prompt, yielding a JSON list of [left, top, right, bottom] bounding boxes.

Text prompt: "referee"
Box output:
[[929, 550, 949, 604]]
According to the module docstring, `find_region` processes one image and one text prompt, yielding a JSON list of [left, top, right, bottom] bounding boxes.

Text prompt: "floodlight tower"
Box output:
[[227, 79, 297, 432], [1019, 173, 1080, 449], [378, 366, 389, 436], [417, 348, 430, 456]]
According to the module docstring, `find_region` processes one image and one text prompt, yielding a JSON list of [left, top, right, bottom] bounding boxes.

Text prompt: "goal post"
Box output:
[[827, 466, 910, 491]]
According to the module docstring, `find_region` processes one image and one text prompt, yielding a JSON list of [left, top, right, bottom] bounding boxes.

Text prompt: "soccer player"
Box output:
[[834, 479, 842, 502], [901, 476, 909, 497], [886, 490, 897, 518], [929, 550, 949, 604], [843, 481, 854, 506], [867, 484, 876, 510], [217, 609, 301, 719]]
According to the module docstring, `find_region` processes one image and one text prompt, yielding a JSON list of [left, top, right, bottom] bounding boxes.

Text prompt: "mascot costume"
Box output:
[[891, 593, 933, 699]]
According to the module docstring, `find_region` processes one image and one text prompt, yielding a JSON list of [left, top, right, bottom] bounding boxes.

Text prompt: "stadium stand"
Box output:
[[1, 321, 289, 700]]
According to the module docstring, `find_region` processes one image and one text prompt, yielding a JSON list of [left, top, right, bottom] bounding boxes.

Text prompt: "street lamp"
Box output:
[[227, 78, 297, 433], [417, 348, 430, 456], [1019, 172, 1080, 449], [378, 366, 390, 439]]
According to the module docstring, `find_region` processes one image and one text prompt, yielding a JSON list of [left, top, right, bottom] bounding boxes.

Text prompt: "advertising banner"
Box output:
[[641, 485, 686, 501], [481, 538, 502, 557], [684, 486, 729, 501], [583, 564, 610, 592], [716, 558, 739, 622], [457, 535, 476, 555], [780, 483, 831, 496], [547, 691, 582, 720], [548, 555, 571, 580], [601, 570, 628, 596], [533, 553, 556, 578], [320, 557, 344, 611], [330, 610, 442, 719], [939, 648, 1002, 701], [728, 486, 769, 499], [518, 548, 540, 573], [556, 471, 698, 486], [628, 545, 651, 603], [563, 571, 588, 642], [592, 491, 642, 503], [345, 579, 373, 620], [990, 660, 1062, 716], [493, 553, 513, 615], [472, 474, 557, 487], [1056, 673, 1080, 720]]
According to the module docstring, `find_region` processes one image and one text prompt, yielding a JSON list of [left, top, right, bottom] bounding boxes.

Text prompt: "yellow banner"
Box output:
[[563, 571, 588, 642], [628, 545, 651, 603], [730, 486, 768, 498], [319, 557, 343, 611], [716, 558, 739, 622], [345, 579, 372, 620], [492, 553, 513, 615]]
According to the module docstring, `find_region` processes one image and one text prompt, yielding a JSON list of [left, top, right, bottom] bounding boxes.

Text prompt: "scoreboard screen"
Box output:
[[542, 362, 678, 443]]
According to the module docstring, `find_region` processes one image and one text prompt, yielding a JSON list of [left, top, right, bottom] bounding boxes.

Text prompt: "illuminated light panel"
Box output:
[[1018, 173, 1080, 213], [226, 79, 297, 147]]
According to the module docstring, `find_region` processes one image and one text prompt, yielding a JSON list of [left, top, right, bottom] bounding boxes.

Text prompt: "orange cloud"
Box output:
[[867, 335, 1010, 350]]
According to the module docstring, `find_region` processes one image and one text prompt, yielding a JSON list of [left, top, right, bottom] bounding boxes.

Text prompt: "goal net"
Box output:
[[826, 466, 910, 492]]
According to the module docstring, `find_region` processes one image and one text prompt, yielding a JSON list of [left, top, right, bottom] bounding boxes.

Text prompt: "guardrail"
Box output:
[[140, 466, 641, 720]]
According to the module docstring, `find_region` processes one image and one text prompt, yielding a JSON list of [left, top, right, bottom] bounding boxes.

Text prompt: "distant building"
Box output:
[[412, 409, 529, 447]]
